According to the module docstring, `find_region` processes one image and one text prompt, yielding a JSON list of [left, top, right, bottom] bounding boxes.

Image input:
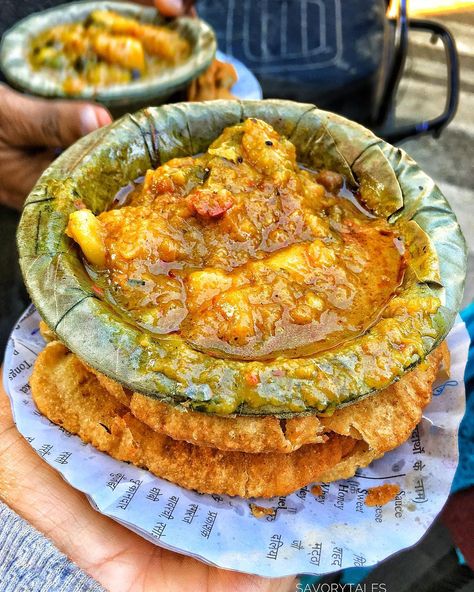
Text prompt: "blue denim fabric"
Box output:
[[454, 302, 474, 493]]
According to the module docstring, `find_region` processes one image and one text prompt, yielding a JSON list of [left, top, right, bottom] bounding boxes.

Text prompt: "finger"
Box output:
[[154, 0, 187, 16], [0, 187, 24, 210], [0, 372, 296, 592], [0, 147, 54, 209], [0, 85, 112, 148], [184, 0, 197, 16]]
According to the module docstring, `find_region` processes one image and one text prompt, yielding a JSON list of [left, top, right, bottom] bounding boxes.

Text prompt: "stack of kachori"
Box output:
[[20, 105, 464, 499], [30, 334, 445, 498]]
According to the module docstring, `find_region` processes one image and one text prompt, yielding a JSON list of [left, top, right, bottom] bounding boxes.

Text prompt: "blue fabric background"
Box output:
[[454, 302, 474, 493]]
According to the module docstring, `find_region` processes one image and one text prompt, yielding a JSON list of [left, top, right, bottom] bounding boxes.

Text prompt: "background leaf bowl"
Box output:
[[0, 1, 216, 114]]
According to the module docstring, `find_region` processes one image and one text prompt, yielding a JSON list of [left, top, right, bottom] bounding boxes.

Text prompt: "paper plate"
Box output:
[[3, 307, 468, 577], [216, 50, 262, 100]]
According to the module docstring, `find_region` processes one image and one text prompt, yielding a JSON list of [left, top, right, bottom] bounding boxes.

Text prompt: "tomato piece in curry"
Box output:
[[67, 118, 406, 361]]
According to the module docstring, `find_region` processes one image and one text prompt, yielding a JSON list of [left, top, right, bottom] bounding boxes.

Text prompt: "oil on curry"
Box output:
[[66, 118, 441, 413]]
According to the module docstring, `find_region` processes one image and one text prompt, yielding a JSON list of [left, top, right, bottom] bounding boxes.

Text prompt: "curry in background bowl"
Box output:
[[29, 9, 191, 94], [0, 1, 216, 111], [17, 100, 467, 418]]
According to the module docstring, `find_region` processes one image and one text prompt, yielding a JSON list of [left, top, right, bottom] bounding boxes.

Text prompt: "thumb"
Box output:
[[154, 0, 187, 17], [0, 85, 112, 148]]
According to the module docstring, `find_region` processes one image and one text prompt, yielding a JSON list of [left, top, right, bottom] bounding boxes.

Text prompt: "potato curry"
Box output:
[[29, 10, 190, 93], [67, 118, 406, 362]]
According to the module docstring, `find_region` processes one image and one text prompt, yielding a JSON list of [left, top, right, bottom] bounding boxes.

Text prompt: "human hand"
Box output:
[[0, 84, 111, 210], [132, 0, 194, 16], [0, 376, 295, 592], [153, 0, 195, 17]]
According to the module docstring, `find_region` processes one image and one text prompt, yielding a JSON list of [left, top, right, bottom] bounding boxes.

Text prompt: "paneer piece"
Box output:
[[66, 209, 106, 267], [139, 25, 190, 62], [90, 10, 141, 36], [92, 32, 145, 72], [185, 268, 232, 312], [241, 118, 296, 184]]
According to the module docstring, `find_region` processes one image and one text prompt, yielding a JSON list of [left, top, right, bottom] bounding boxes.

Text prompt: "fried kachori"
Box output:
[[30, 340, 444, 497], [22, 106, 463, 499]]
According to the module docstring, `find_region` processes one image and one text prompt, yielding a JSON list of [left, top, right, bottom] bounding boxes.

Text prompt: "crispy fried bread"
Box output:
[[29, 341, 444, 497], [31, 342, 355, 497]]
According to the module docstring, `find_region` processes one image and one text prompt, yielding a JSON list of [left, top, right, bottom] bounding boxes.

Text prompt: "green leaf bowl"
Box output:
[[17, 100, 467, 416], [0, 1, 216, 114]]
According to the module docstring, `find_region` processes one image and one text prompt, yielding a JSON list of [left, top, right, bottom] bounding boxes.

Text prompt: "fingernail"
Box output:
[[97, 108, 113, 127], [80, 105, 100, 136], [157, 0, 184, 16], [169, 0, 184, 10]]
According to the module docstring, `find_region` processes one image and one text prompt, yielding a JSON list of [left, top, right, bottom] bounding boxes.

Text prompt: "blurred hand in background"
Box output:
[[152, 0, 193, 17], [0, 1, 194, 211], [0, 84, 111, 210]]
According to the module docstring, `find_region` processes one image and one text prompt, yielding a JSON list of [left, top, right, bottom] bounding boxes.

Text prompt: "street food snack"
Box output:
[[18, 100, 466, 497], [30, 340, 444, 497], [66, 118, 406, 361], [29, 10, 191, 94], [60, 116, 446, 416], [187, 59, 237, 101], [0, 2, 216, 109]]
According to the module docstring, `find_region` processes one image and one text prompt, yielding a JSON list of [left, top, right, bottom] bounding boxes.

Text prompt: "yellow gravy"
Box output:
[[67, 118, 406, 362]]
